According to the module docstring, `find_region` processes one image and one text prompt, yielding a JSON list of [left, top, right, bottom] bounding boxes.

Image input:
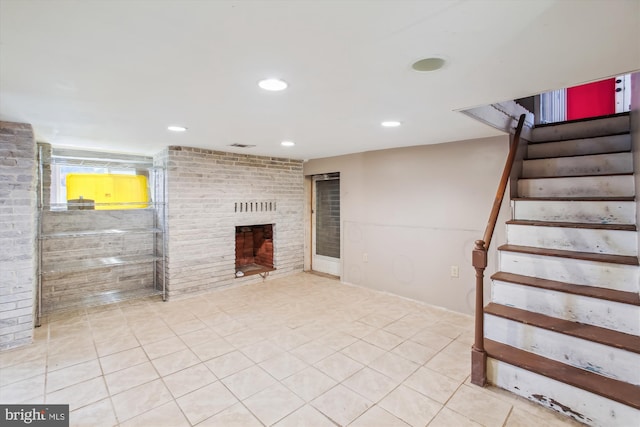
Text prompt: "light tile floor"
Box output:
[[0, 273, 582, 426]]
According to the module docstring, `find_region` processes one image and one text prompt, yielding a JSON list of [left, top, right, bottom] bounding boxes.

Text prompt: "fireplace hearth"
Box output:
[[235, 224, 275, 277]]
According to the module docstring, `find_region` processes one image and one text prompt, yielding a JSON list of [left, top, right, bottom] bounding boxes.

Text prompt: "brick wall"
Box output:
[[0, 122, 37, 350], [235, 224, 274, 269], [40, 209, 156, 314], [160, 146, 304, 298], [253, 225, 274, 268]]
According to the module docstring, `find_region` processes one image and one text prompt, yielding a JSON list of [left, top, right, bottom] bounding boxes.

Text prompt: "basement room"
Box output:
[[1, 1, 639, 426]]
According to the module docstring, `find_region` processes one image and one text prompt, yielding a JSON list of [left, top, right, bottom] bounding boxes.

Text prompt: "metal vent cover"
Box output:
[[229, 143, 256, 148], [235, 200, 276, 213]]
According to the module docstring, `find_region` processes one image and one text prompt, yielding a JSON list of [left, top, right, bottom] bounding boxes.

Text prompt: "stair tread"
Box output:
[[512, 197, 635, 202], [532, 112, 630, 129], [522, 172, 633, 179], [491, 272, 640, 306], [506, 220, 636, 231], [498, 244, 639, 266], [528, 132, 630, 145], [524, 150, 631, 161], [485, 339, 640, 410], [519, 173, 634, 180], [485, 303, 640, 354]]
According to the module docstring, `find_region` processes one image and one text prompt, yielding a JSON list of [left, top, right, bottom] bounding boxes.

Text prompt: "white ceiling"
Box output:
[[1, 0, 638, 160]]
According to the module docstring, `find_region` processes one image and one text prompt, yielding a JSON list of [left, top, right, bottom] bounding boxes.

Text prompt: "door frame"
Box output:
[[310, 173, 341, 277], [536, 74, 631, 124]]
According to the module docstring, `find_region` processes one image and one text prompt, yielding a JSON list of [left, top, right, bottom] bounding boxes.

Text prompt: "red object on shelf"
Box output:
[[566, 78, 615, 120]]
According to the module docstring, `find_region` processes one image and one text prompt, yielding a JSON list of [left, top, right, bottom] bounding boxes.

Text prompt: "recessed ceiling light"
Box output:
[[167, 125, 187, 132], [281, 141, 295, 147], [258, 78, 288, 91], [412, 57, 445, 72], [381, 121, 402, 127]]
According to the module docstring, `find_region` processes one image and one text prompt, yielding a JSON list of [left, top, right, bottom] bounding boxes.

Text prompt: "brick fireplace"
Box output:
[[236, 224, 274, 276], [155, 146, 304, 298]]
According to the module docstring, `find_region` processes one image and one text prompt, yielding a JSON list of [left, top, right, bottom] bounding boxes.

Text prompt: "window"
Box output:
[[48, 149, 153, 210]]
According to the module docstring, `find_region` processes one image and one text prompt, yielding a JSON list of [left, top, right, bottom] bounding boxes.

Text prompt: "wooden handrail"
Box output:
[[483, 114, 526, 248], [471, 113, 526, 387]]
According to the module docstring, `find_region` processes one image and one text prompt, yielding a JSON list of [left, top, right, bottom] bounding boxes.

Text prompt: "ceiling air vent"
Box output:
[[229, 143, 256, 148]]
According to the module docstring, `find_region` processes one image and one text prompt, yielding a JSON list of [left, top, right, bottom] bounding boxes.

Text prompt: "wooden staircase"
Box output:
[[480, 114, 640, 426]]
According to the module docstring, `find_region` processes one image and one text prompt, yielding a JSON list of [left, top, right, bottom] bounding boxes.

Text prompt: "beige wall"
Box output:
[[304, 135, 511, 314]]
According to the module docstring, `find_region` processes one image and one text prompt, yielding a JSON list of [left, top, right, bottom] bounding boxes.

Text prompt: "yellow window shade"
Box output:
[[66, 174, 149, 210]]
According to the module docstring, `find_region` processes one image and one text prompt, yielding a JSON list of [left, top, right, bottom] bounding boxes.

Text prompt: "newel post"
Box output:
[[471, 239, 488, 386]]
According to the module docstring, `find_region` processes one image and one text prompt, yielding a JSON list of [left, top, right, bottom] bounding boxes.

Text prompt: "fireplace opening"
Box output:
[[235, 224, 275, 277]]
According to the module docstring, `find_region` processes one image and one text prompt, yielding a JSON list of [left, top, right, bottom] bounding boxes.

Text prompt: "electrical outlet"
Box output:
[[450, 265, 459, 278], [363, 253, 368, 263]]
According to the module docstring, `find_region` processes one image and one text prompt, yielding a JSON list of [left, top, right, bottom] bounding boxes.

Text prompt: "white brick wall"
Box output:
[[160, 146, 304, 298], [0, 122, 37, 350], [40, 209, 156, 314]]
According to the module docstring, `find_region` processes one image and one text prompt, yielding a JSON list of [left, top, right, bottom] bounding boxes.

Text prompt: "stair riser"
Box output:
[[491, 281, 639, 336], [528, 134, 631, 159], [531, 115, 629, 142], [488, 358, 640, 427], [512, 200, 636, 224], [522, 152, 632, 178], [518, 175, 635, 198], [499, 251, 638, 292], [506, 224, 637, 256], [485, 314, 640, 385]]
